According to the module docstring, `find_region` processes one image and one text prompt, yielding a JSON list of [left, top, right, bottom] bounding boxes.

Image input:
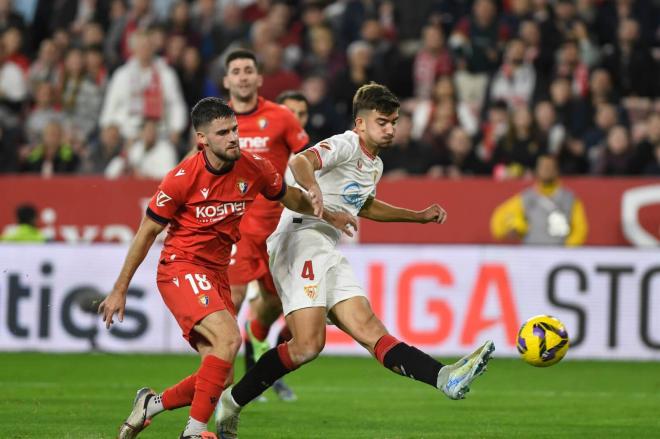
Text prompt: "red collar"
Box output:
[[353, 130, 376, 160]]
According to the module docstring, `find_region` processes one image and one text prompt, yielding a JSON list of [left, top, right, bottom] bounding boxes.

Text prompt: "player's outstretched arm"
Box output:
[[359, 197, 447, 224], [97, 216, 165, 328], [281, 186, 358, 236], [289, 151, 323, 212]]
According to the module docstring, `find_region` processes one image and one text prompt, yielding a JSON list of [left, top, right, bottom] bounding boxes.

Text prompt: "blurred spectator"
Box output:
[[502, 0, 532, 36], [301, 74, 343, 144], [259, 42, 301, 102], [379, 111, 430, 176], [492, 106, 544, 178], [99, 29, 187, 143], [0, 0, 25, 37], [276, 90, 309, 128], [428, 126, 489, 178], [27, 38, 60, 93], [0, 203, 46, 243], [25, 81, 62, 144], [490, 155, 588, 245], [360, 18, 401, 90], [104, 0, 156, 68], [300, 25, 344, 81], [518, 20, 553, 97], [125, 119, 177, 179], [3, 26, 29, 72], [450, 0, 509, 74], [555, 39, 590, 98], [592, 125, 634, 175], [583, 103, 619, 153], [601, 18, 657, 99], [549, 76, 586, 136], [631, 112, 660, 175], [166, 1, 200, 47], [534, 101, 566, 155], [84, 124, 124, 175], [333, 40, 373, 122], [21, 121, 79, 176], [557, 136, 589, 175], [58, 47, 104, 141], [412, 25, 453, 100], [0, 122, 20, 172], [422, 99, 457, 152], [0, 40, 27, 128], [475, 99, 509, 162], [490, 38, 536, 109], [176, 45, 205, 112], [85, 45, 107, 88]]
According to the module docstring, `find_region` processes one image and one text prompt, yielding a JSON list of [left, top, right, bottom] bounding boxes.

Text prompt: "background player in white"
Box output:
[[216, 83, 495, 438]]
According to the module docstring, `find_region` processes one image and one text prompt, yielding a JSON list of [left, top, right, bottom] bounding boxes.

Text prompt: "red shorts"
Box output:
[[227, 233, 277, 295], [157, 261, 235, 348]]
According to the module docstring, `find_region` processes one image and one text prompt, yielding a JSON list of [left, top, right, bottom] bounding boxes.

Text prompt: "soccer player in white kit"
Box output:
[[216, 83, 495, 438]]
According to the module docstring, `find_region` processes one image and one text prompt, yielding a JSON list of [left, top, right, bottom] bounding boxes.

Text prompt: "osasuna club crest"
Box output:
[[258, 117, 268, 129], [237, 180, 248, 195]]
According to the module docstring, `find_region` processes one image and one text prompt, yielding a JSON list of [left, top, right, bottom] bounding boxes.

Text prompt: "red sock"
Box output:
[[190, 355, 232, 423], [277, 342, 297, 370], [162, 374, 197, 410], [249, 318, 270, 342], [374, 334, 401, 365]]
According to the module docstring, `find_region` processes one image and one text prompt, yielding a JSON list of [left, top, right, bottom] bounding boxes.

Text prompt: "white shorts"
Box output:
[[267, 229, 365, 317]]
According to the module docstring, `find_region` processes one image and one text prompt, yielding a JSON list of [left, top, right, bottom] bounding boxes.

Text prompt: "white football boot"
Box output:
[[117, 387, 156, 439], [437, 340, 495, 400], [215, 388, 242, 439]]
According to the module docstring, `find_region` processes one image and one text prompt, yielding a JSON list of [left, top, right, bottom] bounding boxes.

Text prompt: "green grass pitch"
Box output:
[[1, 353, 659, 438]]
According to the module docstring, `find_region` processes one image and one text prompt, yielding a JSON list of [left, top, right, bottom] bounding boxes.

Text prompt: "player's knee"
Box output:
[[207, 327, 242, 359], [292, 333, 325, 364]]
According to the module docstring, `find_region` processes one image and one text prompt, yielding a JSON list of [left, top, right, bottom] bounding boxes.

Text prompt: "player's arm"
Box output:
[[97, 215, 165, 328], [358, 197, 447, 224], [280, 186, 358, 236], [490, 194, 527, 240], [288, 150, 323, 212], [565, 198, 588, 246]]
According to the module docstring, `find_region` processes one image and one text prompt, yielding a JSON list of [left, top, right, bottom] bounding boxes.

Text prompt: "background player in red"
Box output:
[[222, 50, 308, 400], [97, 97, 353, 439]]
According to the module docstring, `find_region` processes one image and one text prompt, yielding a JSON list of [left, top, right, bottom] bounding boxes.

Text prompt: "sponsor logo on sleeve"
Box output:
[[156, 191, 172, 207]]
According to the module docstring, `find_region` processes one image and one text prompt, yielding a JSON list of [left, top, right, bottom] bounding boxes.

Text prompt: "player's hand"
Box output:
[[97, 287, 127, 329], [308, 183, 323, 218], [418, 204, 447, 224], [325, 210, 359, 237]]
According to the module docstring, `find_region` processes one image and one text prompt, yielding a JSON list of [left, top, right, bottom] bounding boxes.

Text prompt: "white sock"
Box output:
[[183, 416, 207, 436], [145, 393, 164, 418]]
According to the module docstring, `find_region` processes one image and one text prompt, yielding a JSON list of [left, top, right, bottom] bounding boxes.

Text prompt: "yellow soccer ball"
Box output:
[[517, 315, 569, 367]]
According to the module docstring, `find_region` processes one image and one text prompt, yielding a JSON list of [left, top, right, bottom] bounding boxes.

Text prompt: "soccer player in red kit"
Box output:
[[98, 97, 354, 439], [222, 49, 307, 400]]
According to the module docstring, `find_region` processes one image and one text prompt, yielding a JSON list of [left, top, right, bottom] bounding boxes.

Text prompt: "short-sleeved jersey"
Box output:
[[272, 130, 383, 244], [147, 150, 286, 270], [232, 96, 309, 236]]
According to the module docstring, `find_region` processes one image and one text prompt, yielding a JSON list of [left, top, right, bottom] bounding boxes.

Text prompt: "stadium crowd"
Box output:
[[0, 0, 658, 179]]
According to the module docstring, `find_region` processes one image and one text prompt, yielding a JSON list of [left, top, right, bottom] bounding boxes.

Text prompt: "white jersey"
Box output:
[[272, 130, 383, 244]]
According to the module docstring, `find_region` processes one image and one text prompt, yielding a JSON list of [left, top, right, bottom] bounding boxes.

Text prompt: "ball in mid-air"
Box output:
[[517, 315, 569, 367]]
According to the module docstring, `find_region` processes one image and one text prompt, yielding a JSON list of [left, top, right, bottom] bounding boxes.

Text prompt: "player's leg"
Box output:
[[330, 296, 494, 400], [177, 309, 240, 438], [216, 306, 326, 438]]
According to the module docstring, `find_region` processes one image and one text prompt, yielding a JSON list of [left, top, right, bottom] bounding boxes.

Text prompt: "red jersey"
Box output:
[[146, 150, 285, 270], [232, 96, 308, 236]]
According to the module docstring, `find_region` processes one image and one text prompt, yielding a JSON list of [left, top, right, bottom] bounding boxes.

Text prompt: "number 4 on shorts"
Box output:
[[301, 260, 315, 280]]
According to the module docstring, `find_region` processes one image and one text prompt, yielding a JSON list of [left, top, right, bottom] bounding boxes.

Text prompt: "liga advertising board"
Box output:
[[1, 244, 658, 360], [1, 176, 659, 246]]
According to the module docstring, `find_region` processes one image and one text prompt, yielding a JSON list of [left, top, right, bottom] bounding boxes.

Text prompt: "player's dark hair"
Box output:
[[191, 97, 235, 130], [225, 48, 258, 71], [276, 90, 308, 106], [352, 82, 400, 120], [16, 204, 37, 225]]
